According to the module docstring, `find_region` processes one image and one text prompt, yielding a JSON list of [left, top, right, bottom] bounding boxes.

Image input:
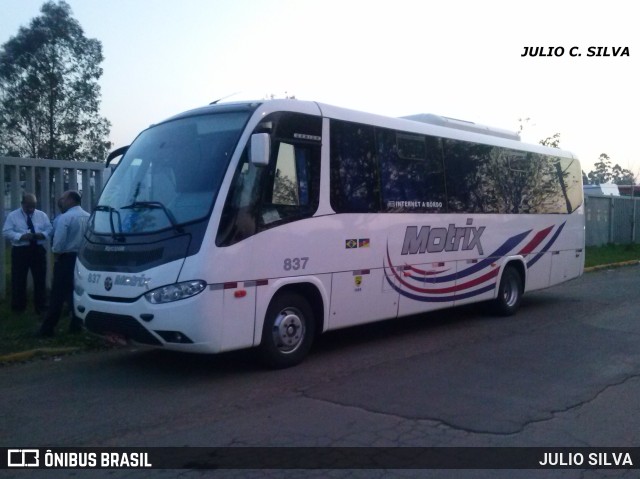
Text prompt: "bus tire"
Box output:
[[493, 265, 523, 316], [259, 292, 316, 369]]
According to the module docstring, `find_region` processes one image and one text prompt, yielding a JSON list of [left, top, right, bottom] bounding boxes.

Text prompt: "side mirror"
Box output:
[[249, 133, 270, 166], [106, 145, 129, 168]]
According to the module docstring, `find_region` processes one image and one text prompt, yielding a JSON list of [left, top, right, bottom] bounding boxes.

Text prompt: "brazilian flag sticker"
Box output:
[[345, 239, 358, 249]]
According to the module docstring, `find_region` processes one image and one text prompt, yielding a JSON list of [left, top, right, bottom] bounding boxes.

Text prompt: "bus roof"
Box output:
[[401, 113, 521, 141], [312, 101, 576, 160], [154, 99, 576, 161]]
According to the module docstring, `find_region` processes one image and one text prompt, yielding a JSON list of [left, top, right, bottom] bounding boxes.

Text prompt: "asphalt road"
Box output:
[[2, 265, 639, 479]]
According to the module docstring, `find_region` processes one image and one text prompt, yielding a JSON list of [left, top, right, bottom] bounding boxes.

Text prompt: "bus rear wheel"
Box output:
[[259, 292, 316, 369], [493, 265, 523, 316]]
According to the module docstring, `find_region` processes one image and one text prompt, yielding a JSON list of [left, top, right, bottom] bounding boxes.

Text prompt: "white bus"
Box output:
[[75, 100, 584, 368]]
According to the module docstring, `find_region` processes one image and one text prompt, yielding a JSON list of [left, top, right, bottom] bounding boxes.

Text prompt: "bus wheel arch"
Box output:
[[258, 283, 324, 368], [493, 261, 526, 316]]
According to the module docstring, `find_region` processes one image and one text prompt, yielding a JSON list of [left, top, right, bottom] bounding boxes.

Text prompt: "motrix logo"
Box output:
[[8, 449, 39, 467], [114, 274, 151, 288], [401, 219, 485, 255]]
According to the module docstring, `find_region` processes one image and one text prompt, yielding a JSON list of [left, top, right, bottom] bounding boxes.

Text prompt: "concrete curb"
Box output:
[[584, 260, 640, 273], [0, 347, 81, 364]]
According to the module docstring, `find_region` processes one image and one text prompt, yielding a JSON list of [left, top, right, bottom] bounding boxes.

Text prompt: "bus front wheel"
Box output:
[[493, 266, 523, 316], [259, 292, 316, 369]]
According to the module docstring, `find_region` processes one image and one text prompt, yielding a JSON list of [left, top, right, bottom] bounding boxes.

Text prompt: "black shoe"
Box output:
[[35, 329, 54, 338], [69, 316, 83, 334]]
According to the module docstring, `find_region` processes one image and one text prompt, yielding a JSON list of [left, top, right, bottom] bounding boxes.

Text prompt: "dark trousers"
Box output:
[[11, 245, 47, 312], [41, 253, 79, 334]]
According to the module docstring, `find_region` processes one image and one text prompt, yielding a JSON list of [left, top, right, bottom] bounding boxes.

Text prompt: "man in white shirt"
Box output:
[[2, 193, 52, 313], [39, 191, 90, 337]]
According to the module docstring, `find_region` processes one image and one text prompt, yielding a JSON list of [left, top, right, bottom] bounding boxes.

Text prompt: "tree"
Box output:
[[539, 132, 561, 148], [517, 118, 637, 186], [0, 0, 110, 161], [517, 117, 561, 148], [587, 153, 613, 184], [582, 170, 589, 186], [585, 153, 636, 185], [611, 163, 636, 186]]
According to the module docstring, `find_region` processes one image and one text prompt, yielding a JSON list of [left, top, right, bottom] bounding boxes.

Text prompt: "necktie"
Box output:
[[27, 214, 37, 247]]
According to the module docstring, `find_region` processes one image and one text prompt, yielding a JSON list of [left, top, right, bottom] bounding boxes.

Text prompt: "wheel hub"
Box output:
[[503, 277, 518, 307], [273, 309, 304, 352]]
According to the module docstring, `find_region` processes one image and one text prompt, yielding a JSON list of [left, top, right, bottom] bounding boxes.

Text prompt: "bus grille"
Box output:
[[85, 311, 162, 346], [82, 248, 164, 269]]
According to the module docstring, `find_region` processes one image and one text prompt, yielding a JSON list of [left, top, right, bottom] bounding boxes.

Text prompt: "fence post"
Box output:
[[609, 197, 615, 244], [41, 167, 51, 217], [2, 157, 105, 303], [81, 170, 91, 211], [69, 167, 78, 191], [633, 198, 637, 244], [26, 165, 36, 194], [1, 162, 5, 302], [10, 164, 20, 207]]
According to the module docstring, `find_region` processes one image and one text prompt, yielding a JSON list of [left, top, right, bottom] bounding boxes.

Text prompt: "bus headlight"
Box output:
[[74, 263, 84, 295], [144, 280, 207, 304]]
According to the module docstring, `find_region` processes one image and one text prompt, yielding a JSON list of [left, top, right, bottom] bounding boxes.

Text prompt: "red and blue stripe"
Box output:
[[384, 222, 565, 302]]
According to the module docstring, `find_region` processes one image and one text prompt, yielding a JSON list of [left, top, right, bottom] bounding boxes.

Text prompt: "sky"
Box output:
[[1, 0, 639, 177]]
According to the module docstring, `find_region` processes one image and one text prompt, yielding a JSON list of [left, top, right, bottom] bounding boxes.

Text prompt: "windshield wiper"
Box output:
[[93, 205, 124, 241], [120, 201, 183, 233]]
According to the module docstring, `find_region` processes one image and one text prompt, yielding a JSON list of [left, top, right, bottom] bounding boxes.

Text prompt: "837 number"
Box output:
[[283, 257, 309, 271]]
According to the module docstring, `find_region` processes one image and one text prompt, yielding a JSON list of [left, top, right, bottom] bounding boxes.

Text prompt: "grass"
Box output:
[[1, 252, 108, 363], [2, 243, 640, 363], [0, 305, 107, 360], [584, 243, 640, 269]]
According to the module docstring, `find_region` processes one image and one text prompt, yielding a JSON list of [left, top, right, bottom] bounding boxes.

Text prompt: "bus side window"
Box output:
[[558, 157, 582, 213], [271, 143, 302, 206], [216, 112, 321, 247], [330, 120, 379, 213], [444, 139, 499, 214], [262, 140, 319, 224], [378, 129, 446, 212]]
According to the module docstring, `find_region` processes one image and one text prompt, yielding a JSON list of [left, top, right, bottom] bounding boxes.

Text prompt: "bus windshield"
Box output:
[[93, 111, 249, 235]]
